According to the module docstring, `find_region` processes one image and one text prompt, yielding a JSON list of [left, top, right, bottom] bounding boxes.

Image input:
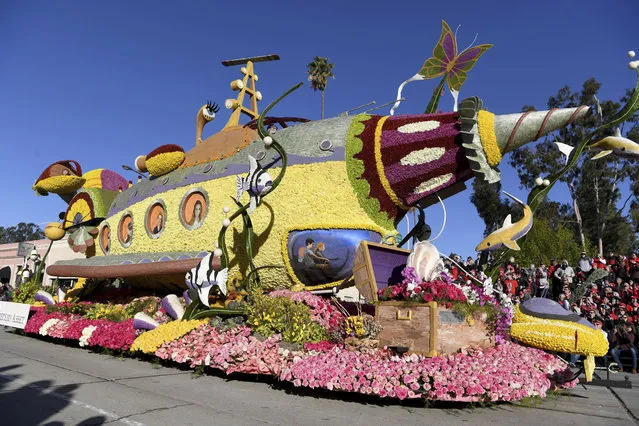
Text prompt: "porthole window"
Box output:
[[99, 222, 111, 255], [145, 200, 167, 239], [179, 188, 209, 231], [118, 212, 134, 248]]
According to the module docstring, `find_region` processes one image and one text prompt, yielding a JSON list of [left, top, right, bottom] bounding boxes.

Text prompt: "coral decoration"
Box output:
[[34, 290, 56, 305], [145, 144, 186, 177]]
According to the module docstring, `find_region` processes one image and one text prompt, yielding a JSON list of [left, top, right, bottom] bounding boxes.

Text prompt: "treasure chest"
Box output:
[[352, 241, 410, 303], [375, 302, 494, 356]]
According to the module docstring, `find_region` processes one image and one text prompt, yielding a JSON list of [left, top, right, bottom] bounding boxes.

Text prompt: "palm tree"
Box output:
[[306, 56, 335, 119]]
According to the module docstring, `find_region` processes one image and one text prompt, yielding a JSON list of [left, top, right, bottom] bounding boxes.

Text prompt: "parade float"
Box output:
[[18, 20, 639, 403]]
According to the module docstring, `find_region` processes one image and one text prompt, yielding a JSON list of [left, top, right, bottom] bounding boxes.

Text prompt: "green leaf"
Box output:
[[191, 308, 247, 320], [425, 77, 446, 114], [600, 69, 639, 130]]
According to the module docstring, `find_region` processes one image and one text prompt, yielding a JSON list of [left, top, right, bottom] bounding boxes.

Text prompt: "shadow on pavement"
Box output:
[[0, 364, 107, 425]]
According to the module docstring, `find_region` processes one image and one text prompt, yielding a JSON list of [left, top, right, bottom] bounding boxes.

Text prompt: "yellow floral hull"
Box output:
[[511, 306, 608, 357]]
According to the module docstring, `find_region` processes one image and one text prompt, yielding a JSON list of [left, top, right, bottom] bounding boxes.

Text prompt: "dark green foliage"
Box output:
[[0, 222, 45, 243], [306, 56, 335, 119], [569, 269, 609, 304]]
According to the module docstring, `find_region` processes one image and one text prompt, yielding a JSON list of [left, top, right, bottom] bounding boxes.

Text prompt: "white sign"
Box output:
[[17, 242, 35, 258], [0, 301, 31, 329]]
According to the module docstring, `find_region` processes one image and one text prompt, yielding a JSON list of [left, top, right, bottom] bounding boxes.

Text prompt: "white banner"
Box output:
[[0, 301, 31, 329]]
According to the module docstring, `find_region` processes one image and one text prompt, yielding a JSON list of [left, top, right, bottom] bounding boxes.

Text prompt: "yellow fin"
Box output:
[[503, 239, 520, 250], [591, 150, 612, 160], [584, 355, 595, 382]]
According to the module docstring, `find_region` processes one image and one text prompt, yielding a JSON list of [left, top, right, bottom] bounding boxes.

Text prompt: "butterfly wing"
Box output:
[[418, 20, 456, 79], [446, 44, 492, 91]]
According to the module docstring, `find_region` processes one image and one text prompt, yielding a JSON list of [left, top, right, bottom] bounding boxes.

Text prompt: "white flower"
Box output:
[[629, 61, 639, 70], [483, 277, 494, 296], [79, 325, 97, 347], [629, 51, 636, 58], [39, 318, 60, 336], [535, 177, 543, 186]]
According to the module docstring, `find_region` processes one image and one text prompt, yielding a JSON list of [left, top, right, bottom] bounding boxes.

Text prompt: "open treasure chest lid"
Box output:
[[353, 241, 410, 303]]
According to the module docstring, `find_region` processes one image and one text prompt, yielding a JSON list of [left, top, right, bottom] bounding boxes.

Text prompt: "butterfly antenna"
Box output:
[[460, 33, 479, 53], [454, 24, 462, 41]]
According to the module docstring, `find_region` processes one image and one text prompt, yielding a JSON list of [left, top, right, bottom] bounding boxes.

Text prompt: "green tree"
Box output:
[[506, 78, 638, 255], [306, 56, 335, 119], [0, 222, 45, 243], [509, 218, 591, 267]]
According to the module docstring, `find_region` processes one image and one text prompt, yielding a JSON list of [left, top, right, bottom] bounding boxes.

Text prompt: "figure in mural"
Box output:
[[152, 212, 164, 235], [313, 242, 331, 269], [123, 221, 133, 245], [190, 200, 204, 228]]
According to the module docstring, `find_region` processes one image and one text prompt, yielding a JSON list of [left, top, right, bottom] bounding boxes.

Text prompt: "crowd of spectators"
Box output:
[[444, 251, 639, 373]]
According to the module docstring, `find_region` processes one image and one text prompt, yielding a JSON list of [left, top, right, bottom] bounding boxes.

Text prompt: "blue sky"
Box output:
[[1, 0, 637, 257]]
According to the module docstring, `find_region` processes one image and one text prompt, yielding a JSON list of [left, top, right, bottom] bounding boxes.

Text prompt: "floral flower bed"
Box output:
[[20, 293, 575, 404], [156, 324, 285, 375], [280, 342, 576, 401]]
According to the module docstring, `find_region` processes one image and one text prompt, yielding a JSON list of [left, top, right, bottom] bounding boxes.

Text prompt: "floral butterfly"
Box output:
[[419, 20, 492, 92], [389, 20, 491, 115]]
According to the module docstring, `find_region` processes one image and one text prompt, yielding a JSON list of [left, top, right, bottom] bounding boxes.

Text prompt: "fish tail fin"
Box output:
[[554, 142, 574, 160], [236, 175, 245, 201], [502, 191, 525, 207], [591, 150, 612, 160]]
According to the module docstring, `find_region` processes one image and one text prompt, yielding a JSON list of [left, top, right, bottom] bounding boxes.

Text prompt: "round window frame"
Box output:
[[99, 221, 111, 255], [178, 188, 209, 231], [117, 211, 134, 248], [145, 199, 167, 239]]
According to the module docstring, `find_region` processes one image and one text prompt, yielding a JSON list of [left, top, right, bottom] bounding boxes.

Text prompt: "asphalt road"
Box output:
[[1, 329, 637, 425]]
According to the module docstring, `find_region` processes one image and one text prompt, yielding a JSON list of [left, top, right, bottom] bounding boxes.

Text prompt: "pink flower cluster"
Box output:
[[24, 311, 67, 334], [156, 324, 285, 375], [268, 290, 345, 332], [378, 267, 466, 306], [303, 340, 340, 352], [88, 319, 136, 350], [24, 311, 136, 350], [280, 342, 576, 402]]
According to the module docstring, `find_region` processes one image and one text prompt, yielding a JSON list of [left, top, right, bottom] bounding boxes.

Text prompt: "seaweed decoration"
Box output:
[[485, 66, 639, 281], [215, 83, 303, 277]]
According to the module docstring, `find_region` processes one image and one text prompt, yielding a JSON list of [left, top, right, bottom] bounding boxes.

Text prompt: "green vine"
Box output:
[[216, 82, 302, 271]]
